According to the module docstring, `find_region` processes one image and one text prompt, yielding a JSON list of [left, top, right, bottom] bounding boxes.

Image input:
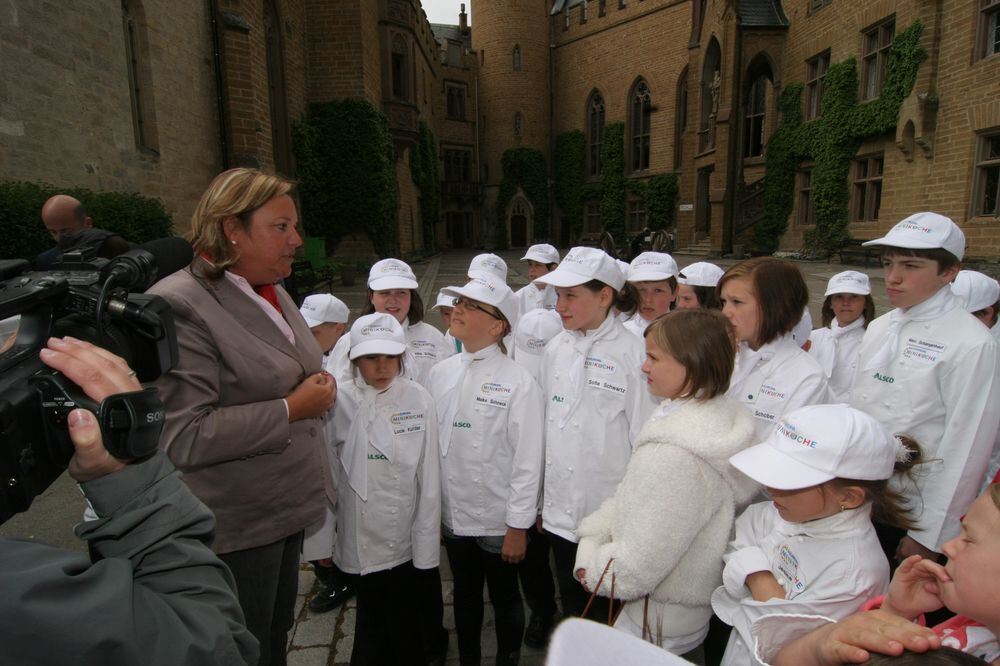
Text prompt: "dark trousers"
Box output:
[[412, 565, 449, 661], [350, 561, 428, 666], [219, 531, 303, 666], [517, 527, 557, 619], [548, 531, 619, 623], [443, 535, 524, 665]]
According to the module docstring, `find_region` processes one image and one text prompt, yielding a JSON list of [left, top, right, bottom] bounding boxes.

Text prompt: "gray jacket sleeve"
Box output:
[[0, 452, 259, 666]]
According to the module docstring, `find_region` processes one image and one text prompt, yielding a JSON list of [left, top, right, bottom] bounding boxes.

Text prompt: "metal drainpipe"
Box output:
[[208, 0, 230, 169], [475, 72, 481, 243], [725, 23, 743, 255]]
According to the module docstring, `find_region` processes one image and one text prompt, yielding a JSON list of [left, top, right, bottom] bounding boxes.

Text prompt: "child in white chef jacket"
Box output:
[[511, 306, 564, 646], [534, 246, 656, 622], [675, 261, 724, 310], [515, 243, 560, 318], [331, 313, 441, 666], [807, 271, 875, 402], [952, 269, 1000, 337], [299, 293, 354, 613], [951, 270, 1000, 492], [849, 213, 999, 564], [427, 277, 544, 666], [712, 404, 921, 666], [431, 289, 462, 357], [622, 252, 679, 338], [719, 257, 830, 439], [327, 258, 449, 387]]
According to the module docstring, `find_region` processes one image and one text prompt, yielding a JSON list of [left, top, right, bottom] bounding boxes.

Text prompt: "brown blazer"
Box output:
[[149, 258, 334, 554]]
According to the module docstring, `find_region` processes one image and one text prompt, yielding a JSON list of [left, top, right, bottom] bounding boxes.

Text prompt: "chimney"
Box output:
[[459, 3, 468, 33]]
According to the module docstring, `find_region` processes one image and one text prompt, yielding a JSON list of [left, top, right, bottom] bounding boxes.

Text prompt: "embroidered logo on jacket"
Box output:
[[873, 371, 895, 384]]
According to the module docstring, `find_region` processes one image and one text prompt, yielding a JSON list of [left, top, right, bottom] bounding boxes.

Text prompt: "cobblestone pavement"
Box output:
[[286, 248, 892, 664]]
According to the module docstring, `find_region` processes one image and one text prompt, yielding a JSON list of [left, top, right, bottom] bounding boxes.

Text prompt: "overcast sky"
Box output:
[[421, 0, 470, 25]]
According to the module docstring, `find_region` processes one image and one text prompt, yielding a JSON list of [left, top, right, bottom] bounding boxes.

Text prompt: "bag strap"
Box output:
[[580, 558, 614, 623]]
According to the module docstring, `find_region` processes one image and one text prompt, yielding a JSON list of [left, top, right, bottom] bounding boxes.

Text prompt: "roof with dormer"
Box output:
[[430, 23, 471, 47]]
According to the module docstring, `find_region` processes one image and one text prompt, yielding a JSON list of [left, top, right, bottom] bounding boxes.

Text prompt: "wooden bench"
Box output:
[[838, 239, 880, 267]]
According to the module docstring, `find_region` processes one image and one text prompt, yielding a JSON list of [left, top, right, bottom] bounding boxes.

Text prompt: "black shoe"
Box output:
[[523, 614, 555, 649], [427, 628, 449, 666], [308, 581, 355, 614], [496, 651, 520, 666]]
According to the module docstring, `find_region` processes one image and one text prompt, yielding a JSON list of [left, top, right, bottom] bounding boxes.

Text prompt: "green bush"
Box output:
[[0, 180, 173, 262], [600, 122, 626, 246], [643, 173, 679, 231], [554, 131, 586, 237], [411, 122, 440, 251], [293, 99, 398, 257]]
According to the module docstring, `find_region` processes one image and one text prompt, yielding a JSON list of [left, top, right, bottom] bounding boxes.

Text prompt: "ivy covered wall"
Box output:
[[757, 20, 926, 256], [292, 99, 399, 257], [411, 122, 440, 252], [497, 148, 549, 243]]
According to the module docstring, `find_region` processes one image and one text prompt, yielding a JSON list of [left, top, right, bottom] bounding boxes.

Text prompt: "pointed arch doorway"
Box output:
[[506, 191, 534, 248]]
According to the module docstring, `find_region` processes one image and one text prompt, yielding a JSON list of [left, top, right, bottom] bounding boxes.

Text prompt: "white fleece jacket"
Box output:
[[575, 396, 759, 607]]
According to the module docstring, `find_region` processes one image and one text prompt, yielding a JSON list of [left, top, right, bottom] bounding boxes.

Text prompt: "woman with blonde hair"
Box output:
[[150, 168, 336, 665]]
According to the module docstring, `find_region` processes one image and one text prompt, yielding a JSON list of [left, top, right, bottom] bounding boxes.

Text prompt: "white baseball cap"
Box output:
[[729, 404, 900, 490], [442, 277, 520, 326], [791, 307, 813, 346], [431, 289, 456, 311], [514, 308, 563, 357], [862, 212, 966, 260], [824, 270, 872, 297], [299, 294, 350, 327], [348, 313, 407, 359], [521, 244, 560, 265], [677, 262, 725, 287], [535, 247, 627, 291], [616, 259, 631, 283], [368, 258, 418, 291], [952, 270, 1000, 314], [627, 252, 679, 283], [468, 253, 508, 282]]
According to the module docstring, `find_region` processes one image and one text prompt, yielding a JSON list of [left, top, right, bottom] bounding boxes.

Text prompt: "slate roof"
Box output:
[[430, 22, 470, 46], [737, 0, 789, 28]]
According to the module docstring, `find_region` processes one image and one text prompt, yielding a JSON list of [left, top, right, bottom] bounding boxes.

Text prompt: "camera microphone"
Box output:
[[103, 237, 193, 290]]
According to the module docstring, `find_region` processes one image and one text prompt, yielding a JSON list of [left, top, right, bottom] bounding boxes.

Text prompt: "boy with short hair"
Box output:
[[850, 212, 1000, 563], [299, 293, 350, 359], [299, 293, 355, 613]]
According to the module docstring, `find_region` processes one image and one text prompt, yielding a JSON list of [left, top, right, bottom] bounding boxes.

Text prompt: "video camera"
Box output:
[[0, 237, 192, 523]]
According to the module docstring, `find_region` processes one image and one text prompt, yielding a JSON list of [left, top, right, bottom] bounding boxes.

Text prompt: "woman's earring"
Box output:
[[231, 240, 237, 246]]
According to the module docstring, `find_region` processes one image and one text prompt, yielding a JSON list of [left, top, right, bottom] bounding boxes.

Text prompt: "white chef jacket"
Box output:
[[540, 313, 655, 542], [428, 344, 544, 536], [331, 377, 441, 575], [711, 502, 889, 666], [850, 288, 1000, 551], [442, 330, 462, 357], [515, 283, 557, 318], [328, 318, 450, 388], [727, 334, 831, 440], [622, 313, 653, 339], [807, 319, 865, 403]]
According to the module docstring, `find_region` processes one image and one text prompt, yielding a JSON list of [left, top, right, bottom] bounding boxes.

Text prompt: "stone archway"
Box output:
[[506, 191, 533, 248]]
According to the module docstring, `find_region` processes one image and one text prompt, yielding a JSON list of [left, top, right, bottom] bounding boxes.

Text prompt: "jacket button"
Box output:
[[568, 466, 574, 472], [309, 427, 317, 437], [391, 508, 397, 514], [572, 421, 579, 428], [546, 459, 552, 465], [546, 501, 552, 507]]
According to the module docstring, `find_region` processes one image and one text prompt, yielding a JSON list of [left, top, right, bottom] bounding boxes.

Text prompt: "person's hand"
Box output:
[[746, 570, 786, 602], [286, 372, 336, 422], [39, 337, 142, 481], [575, 568, 591, 593], [773, 609, 941, 666], [895, 535, 940, 563], [501, 527, 527, 564], [883, 555, 948, 620]]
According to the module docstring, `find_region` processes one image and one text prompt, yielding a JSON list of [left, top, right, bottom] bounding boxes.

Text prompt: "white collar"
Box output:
[[774, 501, 874, 539]]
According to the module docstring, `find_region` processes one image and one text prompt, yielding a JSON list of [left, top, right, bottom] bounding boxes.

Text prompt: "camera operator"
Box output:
[[0, 337, 258, 666]]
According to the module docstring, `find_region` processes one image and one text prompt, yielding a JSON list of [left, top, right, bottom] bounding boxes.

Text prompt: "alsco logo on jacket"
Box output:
[[452, 420, 472, 428], [873, 371, 895, 384]]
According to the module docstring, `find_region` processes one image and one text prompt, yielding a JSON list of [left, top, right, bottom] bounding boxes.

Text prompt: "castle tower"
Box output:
[[471, 0, 552, 247]]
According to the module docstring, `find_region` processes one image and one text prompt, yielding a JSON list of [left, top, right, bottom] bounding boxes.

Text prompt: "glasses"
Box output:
[[452, 297, 502, 320]]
